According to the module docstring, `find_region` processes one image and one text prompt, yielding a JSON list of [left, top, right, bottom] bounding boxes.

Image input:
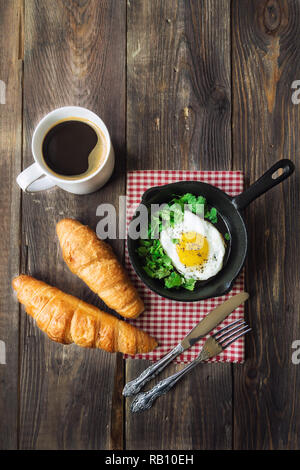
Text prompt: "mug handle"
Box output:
[[16, 162, 56, 192]]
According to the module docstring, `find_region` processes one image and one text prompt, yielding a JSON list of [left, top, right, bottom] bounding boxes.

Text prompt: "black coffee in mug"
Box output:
[[42, 117, 107, 179]]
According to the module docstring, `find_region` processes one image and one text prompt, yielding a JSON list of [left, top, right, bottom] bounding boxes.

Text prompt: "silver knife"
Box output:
[[122, 292, 249, 397]]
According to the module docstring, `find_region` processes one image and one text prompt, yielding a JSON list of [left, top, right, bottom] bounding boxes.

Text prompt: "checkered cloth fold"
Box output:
[[125, 171, 245, 363]]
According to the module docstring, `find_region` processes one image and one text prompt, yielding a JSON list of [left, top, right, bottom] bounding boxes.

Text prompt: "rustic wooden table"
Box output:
[[0, 0, 300, 450]]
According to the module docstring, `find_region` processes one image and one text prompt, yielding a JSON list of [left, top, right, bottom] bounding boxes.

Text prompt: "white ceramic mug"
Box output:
[[17, 106, 115, 195]]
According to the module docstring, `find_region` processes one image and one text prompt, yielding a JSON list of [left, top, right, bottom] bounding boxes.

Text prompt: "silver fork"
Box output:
[[130, 320, 251, 413]]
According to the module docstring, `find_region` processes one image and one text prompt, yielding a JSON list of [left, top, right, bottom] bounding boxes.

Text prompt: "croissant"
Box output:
[[12, 275, 157, 355], [56, 218, 144, 319]]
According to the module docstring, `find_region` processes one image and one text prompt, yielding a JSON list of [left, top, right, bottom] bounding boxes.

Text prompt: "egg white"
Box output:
[[160, 210, 226, 281]]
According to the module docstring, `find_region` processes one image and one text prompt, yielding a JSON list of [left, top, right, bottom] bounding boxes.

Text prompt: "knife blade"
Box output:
[[123, 291, 249, 397], [180, 291, 249, 350]]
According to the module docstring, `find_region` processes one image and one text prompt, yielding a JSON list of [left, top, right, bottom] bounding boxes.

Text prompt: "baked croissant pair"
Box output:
[[13, 219, 157, 355]]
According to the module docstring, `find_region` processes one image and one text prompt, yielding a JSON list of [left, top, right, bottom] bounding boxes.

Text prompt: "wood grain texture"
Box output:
[[19, 0, 125, 449], [232, 0, 300, 449], [0, 0, 23, 450], [2, 0, 300, 451], [126, 0, 233, 450]]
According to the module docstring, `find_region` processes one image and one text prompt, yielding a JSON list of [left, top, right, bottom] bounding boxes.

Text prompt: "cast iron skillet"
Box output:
[[127, 159, 295, 301]]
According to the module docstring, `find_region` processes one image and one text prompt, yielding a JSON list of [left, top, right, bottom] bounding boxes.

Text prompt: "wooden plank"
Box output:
[[0, 0, 23, 450], [19, 0, 125, 449], [126, 0, 232, 450], [232, 0, 300, 449]]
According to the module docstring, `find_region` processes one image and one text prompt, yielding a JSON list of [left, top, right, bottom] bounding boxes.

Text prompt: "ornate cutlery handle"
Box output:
[[130, 349, 210, 412], [122, 343, 184, 397]]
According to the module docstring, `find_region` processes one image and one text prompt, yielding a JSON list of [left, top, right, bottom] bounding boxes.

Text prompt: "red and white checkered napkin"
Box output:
[[125, 170, 245, 364]]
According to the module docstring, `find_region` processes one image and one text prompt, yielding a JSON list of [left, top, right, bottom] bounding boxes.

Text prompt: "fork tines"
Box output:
[[213, 319, 251, 350]]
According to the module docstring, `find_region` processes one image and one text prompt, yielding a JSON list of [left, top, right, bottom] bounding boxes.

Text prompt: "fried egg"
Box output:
[[160, 210, 225, 281]]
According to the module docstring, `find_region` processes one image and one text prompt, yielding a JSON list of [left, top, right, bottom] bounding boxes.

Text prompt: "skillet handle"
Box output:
[[232, 159, 295, 211]]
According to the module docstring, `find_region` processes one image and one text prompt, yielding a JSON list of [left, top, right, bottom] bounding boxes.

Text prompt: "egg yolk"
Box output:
[[176, 231, 209, 267]]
